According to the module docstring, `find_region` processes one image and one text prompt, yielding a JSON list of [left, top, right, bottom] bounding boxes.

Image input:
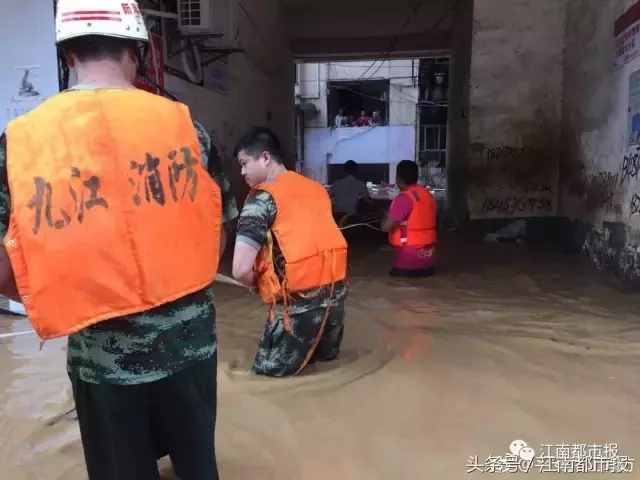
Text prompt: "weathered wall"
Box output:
[[0, 0, 58, 133], [285, 0, 453, 59], [562, 0, 640, 284], [466, 0, 568, 220], [446, 0, 473, 225], [166, 0, 294, 201], [388, 62, 420, 127]]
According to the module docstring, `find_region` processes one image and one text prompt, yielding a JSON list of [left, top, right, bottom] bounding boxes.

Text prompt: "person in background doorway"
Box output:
[[356, 110, 372, 127], [632, 111, 640, 144], [330, 160, 368, 225], [232, 127, 348, 377], [334, 108, 346, 128], [382, 160, 437, 277], [371, 110, 383, 126]]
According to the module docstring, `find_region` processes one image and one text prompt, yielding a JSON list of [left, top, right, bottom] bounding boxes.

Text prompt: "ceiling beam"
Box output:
[[291, 32, 452, 60]]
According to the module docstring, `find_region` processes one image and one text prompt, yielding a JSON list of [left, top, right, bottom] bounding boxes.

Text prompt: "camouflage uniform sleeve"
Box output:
[[236, 190, 277, 250], [193, 121, 239, 223], [0, 135, 11, 237]]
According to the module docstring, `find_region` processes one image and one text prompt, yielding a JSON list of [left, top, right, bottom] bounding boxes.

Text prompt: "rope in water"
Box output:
[[215, 273, 247, 289], [0, 222, 387, 341], [339, 219, 384, 232], [0, 330, 34, 339], [0, 274, 249, 340]]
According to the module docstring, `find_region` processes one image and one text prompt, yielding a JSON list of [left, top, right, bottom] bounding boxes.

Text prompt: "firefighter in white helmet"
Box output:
[[0, 1, 236, 478]]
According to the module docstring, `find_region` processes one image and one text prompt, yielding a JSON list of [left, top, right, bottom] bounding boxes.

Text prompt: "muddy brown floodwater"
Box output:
[[1, 235, 639, 479]]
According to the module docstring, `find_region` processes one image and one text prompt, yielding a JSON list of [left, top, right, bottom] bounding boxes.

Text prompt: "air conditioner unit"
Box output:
[[177, 0, 236, 41]]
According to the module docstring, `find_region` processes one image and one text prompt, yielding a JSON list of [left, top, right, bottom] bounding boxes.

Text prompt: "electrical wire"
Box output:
[[359, 0, 427, 79], [298, 75, 420, 82], [354, 0, 426, 80], [355, 0, 455, 81], [328, 83, 420, 105], [330, 84, 390, 103], [331, 63, 423, 69], [358, 60, 380, 79]]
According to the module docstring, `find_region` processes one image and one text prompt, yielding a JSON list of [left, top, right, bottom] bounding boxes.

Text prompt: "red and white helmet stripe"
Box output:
[[56, 0, 148, 43]]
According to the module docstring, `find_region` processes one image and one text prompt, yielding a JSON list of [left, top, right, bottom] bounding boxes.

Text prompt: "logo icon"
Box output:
[[509, 439, 536, 461]]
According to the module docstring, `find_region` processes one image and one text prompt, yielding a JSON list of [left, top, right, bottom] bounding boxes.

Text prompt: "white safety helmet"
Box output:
[[55, 0, 148, 44]]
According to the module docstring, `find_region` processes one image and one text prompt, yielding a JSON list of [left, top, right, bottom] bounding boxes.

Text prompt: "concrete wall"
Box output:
[[298, 60, 419, 128], [303, 126, 415, 184], [298, 62, 328, 128], [388, 62, 420, 126], [166, 0, 294, 201], [446, 0, 473, 225], [562, 0, 640, 284], [466, 0, 568, 219], [285, 0, 454, 59], [286, 1, 452, 40], [0, 0, 58, 133]]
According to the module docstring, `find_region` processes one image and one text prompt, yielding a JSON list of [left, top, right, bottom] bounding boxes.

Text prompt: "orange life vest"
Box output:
[[253, 171, 348, 306], [4, 89, 222, 339], [389, 185, 437, 247]]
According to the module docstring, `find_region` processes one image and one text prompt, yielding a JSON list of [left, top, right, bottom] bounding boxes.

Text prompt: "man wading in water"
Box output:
[[0, 0, 238, 477]]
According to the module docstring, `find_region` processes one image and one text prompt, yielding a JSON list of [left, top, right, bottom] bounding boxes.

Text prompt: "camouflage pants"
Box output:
[[252, 298, 345, 377]]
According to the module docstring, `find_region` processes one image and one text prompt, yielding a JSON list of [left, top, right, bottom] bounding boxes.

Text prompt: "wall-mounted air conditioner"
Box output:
[[177, 0, 237, 45]]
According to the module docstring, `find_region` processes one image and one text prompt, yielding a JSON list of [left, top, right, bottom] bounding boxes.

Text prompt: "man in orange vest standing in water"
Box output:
[[382, 160, 437, 277], [232, 127, 348, 377], [0, 1, 238, 478]]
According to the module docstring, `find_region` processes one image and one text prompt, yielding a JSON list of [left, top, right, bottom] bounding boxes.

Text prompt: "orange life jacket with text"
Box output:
[[389, 185, 437, 247], [4, 89, 222, 339], [253, 171, 348, 306]]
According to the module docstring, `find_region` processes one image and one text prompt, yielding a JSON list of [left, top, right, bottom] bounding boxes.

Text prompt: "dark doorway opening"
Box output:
[[327, 79, 389, 127]]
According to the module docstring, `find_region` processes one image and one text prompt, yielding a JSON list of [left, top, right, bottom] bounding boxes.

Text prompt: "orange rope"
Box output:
[[260, 231, 342, 375], [293, 250, 337, 376], [281, 276, 292, 333]]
